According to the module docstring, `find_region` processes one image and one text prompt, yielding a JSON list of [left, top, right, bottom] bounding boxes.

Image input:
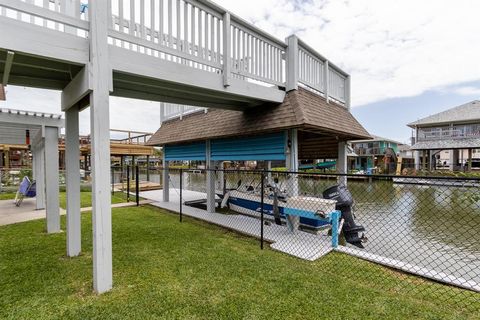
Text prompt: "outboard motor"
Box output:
[[323, 185, 366, 248]]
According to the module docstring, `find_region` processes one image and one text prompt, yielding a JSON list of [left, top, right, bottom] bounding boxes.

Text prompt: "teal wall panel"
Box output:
[[164, 142, 206, 161], [211, 132, 286, 161]]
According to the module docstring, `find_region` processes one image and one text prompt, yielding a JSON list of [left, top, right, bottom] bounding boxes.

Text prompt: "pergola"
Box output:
[[0, 108, 63, 233]]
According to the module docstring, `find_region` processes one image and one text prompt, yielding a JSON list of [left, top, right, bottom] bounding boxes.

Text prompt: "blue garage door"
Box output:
[[210, 132, 286, 161], [164, 142, 206, 161]]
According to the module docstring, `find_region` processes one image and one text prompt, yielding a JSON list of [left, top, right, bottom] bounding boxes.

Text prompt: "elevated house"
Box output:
[[0, 0, 370, 293], [408, 100, 480, 171]]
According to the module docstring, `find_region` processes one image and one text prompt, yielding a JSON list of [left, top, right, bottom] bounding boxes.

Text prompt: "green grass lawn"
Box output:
[[0, 192, 16, 200], [58, 191, 128, 209], [0, 206, 478, 319]]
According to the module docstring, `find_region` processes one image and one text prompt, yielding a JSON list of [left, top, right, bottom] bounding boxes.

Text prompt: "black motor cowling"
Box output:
[[323, 185, 366, 248]]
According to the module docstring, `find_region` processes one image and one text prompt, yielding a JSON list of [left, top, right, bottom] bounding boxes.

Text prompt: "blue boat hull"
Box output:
[[228, 196, 330, 228]]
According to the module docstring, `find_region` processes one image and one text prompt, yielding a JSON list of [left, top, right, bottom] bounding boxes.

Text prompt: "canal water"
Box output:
[[115, 170, 480, 286]]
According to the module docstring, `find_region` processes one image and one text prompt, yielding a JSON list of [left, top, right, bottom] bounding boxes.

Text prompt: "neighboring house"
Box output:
[[408, 100, 480, 171], [350, 135, 401, 173]]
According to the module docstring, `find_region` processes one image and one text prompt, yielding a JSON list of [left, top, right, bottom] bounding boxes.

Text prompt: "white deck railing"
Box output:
[[0, 0, 351, 108], [160, 102, 205, 122], [0, 0, 89, 34], [295, 38, 349, 106]]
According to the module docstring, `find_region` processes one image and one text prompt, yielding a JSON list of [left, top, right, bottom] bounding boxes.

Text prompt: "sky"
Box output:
[[1, 0, 480, 143]]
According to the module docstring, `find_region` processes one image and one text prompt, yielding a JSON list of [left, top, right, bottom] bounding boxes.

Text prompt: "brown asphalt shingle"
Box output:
[[147, 88, 370, 146]]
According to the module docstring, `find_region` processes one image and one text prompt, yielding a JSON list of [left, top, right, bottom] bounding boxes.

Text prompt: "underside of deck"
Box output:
[[0, 20, 285, 110]]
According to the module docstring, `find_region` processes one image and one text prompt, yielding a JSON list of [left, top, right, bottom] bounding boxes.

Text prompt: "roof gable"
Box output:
[[147, 88, 370, 146], [408, 100, 480, 127]]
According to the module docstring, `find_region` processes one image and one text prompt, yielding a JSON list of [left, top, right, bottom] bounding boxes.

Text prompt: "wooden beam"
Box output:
[[110, 46, 285, 104], [61, 66, 92, 111], [0, 16, 89, 65], [2, 51, 14, 85]]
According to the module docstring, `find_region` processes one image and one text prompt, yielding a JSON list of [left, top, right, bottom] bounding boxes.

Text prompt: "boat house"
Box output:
[[408, 100, 480, 171], [147, 87, 370, 212]]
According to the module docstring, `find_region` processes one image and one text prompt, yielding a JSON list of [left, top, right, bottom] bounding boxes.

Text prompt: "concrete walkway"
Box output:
[[140, 189, 334, 261], [0, 197, 153, 226]]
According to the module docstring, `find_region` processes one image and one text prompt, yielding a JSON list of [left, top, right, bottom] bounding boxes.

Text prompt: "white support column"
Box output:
[[337, 141, 348, 186], [345, 75, 351, 110], [468, 148, 473, 172], [206, 140, 215, 213], [33, 142, 46, 210], [162, 151, 169, 202], [286, 35, 299, 92], [65, 107, 81, 257], [414, 150, 421, 171], [266, 160, 272, 184], [217, 161, 224, 192], [89, 0, 113, 294], [286, 129, 299, 197], [449, 149, 455, 172], [44, 126, 60, 233]]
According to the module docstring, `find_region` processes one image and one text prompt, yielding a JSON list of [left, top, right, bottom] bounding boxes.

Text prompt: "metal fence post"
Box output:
[[179, 168, 183, 222], [135, 165, 139, 206], [126, 165, 130, 202], [111, 168, 114, 195], [260, 172, 265, 250]]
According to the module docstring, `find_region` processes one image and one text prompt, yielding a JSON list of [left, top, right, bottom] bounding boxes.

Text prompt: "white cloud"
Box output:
[[221, 0, 480, 106], [452, 86, 480, 97], [3, 0, 480, 133]]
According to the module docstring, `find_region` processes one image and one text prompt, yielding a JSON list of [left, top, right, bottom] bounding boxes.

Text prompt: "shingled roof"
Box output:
[[408, 100, 480, 127], [147, 87, 370, 146]]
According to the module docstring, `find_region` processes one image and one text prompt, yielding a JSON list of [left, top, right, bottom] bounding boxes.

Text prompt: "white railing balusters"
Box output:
[[1, 0, 352, 103], [294, 36, 349, 106], [222, 11, 231, 87], [167, 0, 172, 49]]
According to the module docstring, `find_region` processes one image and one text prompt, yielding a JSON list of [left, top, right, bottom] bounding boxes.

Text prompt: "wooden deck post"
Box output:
[[65, 107, 81, 257], [337, 141, 348, 186], [89, 0, 113, 294], [222, 12, 231, 87], [286, 35, 299, 92], [468, 149, 473, 171], [44, 126, 60, 233], [324, 60, 330, 104], [286, 129, 299, 196], [414, 150, 420, 171]]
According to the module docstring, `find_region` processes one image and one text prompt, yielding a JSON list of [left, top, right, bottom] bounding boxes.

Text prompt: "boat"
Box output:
[[223, 181, 367, 248], [226, 189, 337, 229]]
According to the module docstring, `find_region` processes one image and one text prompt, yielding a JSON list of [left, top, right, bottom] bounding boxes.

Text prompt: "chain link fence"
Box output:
[[2, 165, 479, 307], [135, 168, 480, 308]]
